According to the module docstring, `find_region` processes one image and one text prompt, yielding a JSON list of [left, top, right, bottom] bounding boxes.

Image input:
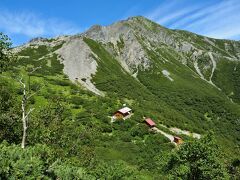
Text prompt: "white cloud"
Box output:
[[184, 1, 239, 29], [145, 0, 240, 40], [146, 0, 178, 20], [155, 6, 200, 25], [0, 10, 80, 38]]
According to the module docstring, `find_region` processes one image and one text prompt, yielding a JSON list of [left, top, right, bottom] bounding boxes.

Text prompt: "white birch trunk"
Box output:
[[19, 78, 34, 149]]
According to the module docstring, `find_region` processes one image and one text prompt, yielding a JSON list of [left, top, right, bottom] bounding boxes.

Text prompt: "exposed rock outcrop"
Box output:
[[57, 37, 104, 96], [13, 16, 240, 95]]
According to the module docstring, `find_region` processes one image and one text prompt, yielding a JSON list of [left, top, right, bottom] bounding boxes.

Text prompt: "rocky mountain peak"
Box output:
[[14, 16, 240, 97]]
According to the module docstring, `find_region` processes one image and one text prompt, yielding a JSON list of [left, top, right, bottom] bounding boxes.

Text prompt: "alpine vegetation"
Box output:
[[1, 16, 240, 179]]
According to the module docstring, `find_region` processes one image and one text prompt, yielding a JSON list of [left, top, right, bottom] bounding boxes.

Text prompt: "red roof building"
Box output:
[[145, 118, 156, 127]]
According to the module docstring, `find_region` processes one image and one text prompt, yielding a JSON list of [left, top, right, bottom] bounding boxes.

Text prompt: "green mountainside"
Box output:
[[1, 16, 240, 179]]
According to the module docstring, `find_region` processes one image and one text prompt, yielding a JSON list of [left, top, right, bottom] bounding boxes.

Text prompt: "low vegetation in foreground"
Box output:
[[1, 18, 240, 179]]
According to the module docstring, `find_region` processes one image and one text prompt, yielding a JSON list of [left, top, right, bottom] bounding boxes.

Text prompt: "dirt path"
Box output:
[[157, 124, 201, 140], [151, 127, 175, 142], [169, 127, 201, 139]]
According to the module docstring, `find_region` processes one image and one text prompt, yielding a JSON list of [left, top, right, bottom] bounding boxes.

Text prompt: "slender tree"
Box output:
[[19, 78, 34, 148], [19, 66, 41, 149]]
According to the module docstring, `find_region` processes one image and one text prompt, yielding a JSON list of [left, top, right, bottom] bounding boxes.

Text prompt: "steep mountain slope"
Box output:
[[11, 16, 240, 165]]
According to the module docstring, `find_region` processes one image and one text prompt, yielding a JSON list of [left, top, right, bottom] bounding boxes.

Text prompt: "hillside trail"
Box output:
[[159, 124, 201, 139], [151, 125, 201, 145], [151, 127, 175, 142], [169, 127, 201, 139]]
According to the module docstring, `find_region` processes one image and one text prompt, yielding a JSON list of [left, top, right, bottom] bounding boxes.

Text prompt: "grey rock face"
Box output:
[[13, 16, 240, 95], [82, 20, 151, 73], [57, 37, 104, 96]]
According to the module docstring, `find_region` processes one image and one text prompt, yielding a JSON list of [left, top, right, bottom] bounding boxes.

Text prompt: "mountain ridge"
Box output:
[[14, 16, 240, 101], [1, 15, 239, 178]]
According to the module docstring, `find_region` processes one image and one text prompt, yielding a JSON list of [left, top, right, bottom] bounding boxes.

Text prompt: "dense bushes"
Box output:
[[90, 160, 139, 179], [0, 142, 95, 179], [130, 124, 149, 137], [0, 80, 22, 143], [1, 33, 240, 178], [0, 142, 53, 179], [164, 134, 229, 179], [48, 160, 94, 180]]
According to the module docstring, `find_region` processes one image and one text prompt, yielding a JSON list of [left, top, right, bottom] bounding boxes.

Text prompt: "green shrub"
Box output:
[[0, 142, 53, 179], [130, 124, 149, 138]]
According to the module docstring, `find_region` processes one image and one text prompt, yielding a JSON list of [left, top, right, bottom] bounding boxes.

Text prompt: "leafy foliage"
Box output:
[[0, 32, 14, 73], [1, 20, 240, 179], [164, 134, 229, 179], [0, 80, 22, 143], [0, 142, 53, 179]]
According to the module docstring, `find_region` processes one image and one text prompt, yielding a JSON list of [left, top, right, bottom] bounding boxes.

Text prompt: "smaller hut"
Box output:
[[144, 118, 156, 128], [173, 136, 183, 145]]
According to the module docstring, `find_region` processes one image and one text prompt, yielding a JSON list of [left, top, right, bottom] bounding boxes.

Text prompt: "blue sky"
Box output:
[[1, 0, 240, 46]]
